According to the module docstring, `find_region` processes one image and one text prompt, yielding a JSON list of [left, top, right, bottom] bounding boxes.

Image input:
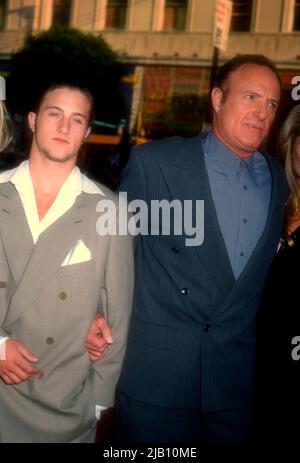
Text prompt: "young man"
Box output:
[[0, 84, 133, 443], [87, 55, 288, 444]]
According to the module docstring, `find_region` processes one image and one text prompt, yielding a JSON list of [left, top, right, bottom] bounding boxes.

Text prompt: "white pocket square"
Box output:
[[61, 239, 91, 266]]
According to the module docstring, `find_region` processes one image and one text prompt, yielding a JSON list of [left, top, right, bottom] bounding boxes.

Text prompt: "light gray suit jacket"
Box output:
[[0, 181, 133, 443]]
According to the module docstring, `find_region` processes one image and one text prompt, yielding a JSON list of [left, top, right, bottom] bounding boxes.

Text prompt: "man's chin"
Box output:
[[43, 151, 76, 164]]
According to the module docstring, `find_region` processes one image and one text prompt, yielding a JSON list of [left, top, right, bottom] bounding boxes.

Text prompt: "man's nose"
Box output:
[[253, 102, 267, 120], [57, 117, 70, 133]]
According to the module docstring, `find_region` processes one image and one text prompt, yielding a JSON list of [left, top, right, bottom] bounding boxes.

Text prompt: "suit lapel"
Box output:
[[211, 151, 285, 320], [3, 193, 94, 328], [159, 134, 235, 296], [0, 182, 34, 285]]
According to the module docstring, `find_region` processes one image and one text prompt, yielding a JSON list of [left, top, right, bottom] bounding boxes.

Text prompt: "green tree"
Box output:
[[7, 27, 126, 126]]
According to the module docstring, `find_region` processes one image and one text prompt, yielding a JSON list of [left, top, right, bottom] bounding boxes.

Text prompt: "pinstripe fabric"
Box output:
[[116, 133, 288, 441]]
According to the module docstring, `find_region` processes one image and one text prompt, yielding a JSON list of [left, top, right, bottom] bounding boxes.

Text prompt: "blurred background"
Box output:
[[0, 0, 300, 188]]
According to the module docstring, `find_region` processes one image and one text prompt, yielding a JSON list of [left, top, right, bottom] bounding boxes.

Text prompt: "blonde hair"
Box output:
[[0, 101, 11, 152], [278, 104, 300, 236]]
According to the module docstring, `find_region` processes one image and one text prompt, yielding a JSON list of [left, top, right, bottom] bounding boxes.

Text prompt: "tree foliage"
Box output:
[[7, 27, 126, 125]]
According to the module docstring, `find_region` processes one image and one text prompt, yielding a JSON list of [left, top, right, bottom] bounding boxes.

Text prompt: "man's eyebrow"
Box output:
[[44, 105, 62, 111], [242, 90, 261, 96], [72, 112, 88, 121], [242, 91, 279, 104], [44, 105, 88, 119]]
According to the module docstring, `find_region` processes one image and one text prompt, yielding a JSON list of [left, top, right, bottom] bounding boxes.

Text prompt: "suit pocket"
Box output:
[[57, 261, 95, 277]]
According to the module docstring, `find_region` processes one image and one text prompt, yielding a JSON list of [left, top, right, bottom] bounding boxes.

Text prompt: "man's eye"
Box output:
[[245, 94, 255, 100], [268, 101, 278, 110], [74, 118, 83, 125], [49, 112, 59, 117]]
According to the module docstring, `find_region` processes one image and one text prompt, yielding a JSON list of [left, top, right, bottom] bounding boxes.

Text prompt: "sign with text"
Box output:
[[213, 0, 233, 51]]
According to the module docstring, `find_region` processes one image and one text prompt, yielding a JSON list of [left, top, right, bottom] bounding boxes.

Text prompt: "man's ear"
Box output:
[[211, 87, 223, 114], [28, 112, 36, 133], [84, 126, 91, 141]]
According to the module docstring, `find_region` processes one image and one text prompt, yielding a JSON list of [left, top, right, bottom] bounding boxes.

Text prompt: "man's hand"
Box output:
[[86, 313, 113, 362], [0, 339, 39, 385]]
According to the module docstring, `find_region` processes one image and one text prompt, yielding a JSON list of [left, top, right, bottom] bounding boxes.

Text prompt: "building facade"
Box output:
[[0, 0, 300, 137]]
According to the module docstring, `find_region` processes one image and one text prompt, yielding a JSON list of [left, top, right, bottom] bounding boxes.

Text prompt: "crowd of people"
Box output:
[[0, 53, 299, 445]]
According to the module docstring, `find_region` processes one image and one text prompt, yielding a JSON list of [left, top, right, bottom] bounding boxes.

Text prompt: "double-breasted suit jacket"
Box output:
[[0, 180, 133, 443], [117, 133, 288, 435]]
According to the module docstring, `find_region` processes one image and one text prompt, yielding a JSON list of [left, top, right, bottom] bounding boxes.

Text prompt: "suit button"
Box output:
[[37, 371, 44, 380], [0, 281, 7, 288], [59, 292, 67, 300], [181, 288, 189, 296], [171, 247, 179, 254], [203, 324, 211, 332], [46, 337, 54, 345]]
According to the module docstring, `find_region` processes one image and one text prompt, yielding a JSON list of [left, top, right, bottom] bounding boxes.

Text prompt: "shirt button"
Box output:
[[181, 288, 189, 296], [243, 185, 248, 190], [171, 247, 179, 254], [59, 292, 67, 300], [240, 252, 244, 256], [243, 218, 247, 223], [0, 281, 7, 288], [203, 324, 211, 332], [46, 337, 54, 345]]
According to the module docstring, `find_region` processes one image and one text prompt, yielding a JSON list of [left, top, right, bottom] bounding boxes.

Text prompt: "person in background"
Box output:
[[255, 104, 300, 444]]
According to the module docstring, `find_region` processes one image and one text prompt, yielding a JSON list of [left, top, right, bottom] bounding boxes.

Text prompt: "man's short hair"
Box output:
[[215, 54, 281, 101], [34, 83, 95, 125]]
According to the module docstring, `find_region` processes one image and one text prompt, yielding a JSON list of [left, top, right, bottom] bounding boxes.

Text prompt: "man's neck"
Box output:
[[28, 155, 76, 221], [211, 128, 254, 160], [28, 155, 75, 196]]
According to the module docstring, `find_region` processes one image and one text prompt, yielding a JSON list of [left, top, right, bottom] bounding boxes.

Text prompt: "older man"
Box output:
[[88, 55, 288, 444]]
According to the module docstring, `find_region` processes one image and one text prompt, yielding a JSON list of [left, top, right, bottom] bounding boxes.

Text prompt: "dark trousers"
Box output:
[[115, 391, 253, 444]]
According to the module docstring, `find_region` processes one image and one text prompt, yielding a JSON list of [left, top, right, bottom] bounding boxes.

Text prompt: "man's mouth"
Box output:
[[52, 138, 69, 144], [246, 123, 263, 131]]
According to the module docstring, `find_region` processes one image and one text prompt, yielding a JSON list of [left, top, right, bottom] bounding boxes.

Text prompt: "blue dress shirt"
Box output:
[[203, 131, 271, 279]]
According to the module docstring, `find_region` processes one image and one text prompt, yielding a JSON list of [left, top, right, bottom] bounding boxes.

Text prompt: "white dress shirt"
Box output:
[[0, 160, 106, 419]]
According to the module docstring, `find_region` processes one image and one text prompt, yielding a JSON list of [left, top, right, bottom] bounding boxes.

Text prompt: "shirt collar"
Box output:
[[204, 130, 260, 186], [1, 160, 106, 197]]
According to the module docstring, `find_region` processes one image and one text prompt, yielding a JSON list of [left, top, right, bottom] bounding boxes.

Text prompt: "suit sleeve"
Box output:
[[90, 201, 134, 407], [118, 145, 148, 202]]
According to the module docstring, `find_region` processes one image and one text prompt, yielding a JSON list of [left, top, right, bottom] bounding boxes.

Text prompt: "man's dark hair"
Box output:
[[215, 54, 281, 102], [34, 82, 95, 125]]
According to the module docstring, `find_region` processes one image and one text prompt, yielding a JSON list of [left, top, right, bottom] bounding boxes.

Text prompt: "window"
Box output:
[[163, 0, 188, 31], [52, 0, 72, 27], [105, 0, 128, 29], [0, 0, 7, 30], [231, 0, 253, 32], [294, 0, 300, 30]]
